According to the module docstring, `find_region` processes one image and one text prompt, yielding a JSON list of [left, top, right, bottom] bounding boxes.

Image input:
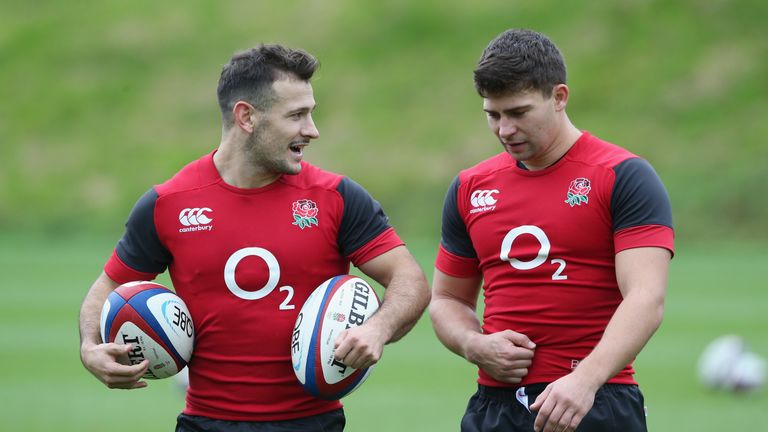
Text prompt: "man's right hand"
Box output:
[[81, 342, 149, 389], [465, 329, 535, 384]]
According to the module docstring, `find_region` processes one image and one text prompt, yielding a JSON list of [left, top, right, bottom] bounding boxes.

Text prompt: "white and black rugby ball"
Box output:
[[291, 275, 381, 399], [100, 281, 194, 379], [698, 334, 766, 392]]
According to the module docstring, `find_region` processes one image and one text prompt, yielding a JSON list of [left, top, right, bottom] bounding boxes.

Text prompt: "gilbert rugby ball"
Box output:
[[291, 275, 380, 399], [100, 281, 194, 379]]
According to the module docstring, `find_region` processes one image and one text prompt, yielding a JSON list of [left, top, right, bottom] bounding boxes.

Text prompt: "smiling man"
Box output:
[[78, 44, 430, 431], [429, 29, 674, 432]]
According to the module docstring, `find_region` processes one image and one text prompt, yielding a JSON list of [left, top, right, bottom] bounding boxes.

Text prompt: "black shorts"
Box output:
[[175, 409, 346, 432], [461, 383, 647, 432]]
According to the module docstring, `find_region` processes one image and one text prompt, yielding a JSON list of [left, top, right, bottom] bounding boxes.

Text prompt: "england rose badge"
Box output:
[[292, 199, 319, 229], [565, 178, 591, 207]]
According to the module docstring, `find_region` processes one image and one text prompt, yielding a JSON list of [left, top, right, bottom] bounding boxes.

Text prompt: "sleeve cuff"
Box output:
[[104, 250, 160, 284], [348, 228, 404, 266], [435, 244, 481, 278], [614, 225, 675, 257]]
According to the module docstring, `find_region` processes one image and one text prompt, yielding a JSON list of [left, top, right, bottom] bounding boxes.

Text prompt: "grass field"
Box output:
[[0, 232, 765, 431], [3, 1, 767, 430]]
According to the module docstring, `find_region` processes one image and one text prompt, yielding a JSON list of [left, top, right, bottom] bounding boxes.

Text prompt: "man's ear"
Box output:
[[552, 84, 569, 112], [232, 101, 260, 133]]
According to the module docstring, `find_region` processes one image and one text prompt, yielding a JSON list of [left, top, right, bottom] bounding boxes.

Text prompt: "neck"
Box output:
[[214, 132, 280, 189], [522, 120, 582, 171]]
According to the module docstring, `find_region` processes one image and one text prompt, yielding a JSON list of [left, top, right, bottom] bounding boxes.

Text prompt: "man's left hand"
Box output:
[[333, 322, 388, 370], [530, 372, 599, 432]]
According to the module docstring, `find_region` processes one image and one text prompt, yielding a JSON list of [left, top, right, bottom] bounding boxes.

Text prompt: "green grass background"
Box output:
[[2, 0, 767, 430], [0, 234, 765, 430]]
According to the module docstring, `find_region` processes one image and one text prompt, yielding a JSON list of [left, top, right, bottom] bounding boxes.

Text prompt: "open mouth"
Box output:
[[290, 142, 307, 155]]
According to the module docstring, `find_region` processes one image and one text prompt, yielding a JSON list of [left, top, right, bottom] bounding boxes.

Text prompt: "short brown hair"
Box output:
[[474, 29, 566, 98], [217, 44, 319, 125]]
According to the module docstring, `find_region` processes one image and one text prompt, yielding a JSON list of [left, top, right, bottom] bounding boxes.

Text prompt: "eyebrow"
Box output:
[[287, 104, 317, 115], [483, 105, 531, 115]]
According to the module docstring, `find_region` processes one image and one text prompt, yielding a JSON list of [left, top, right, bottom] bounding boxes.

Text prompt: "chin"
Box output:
[[284, 164, 302, 175], [504, 150, 526, 161]]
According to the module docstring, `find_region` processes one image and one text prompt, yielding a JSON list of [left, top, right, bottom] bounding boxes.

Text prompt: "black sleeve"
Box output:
[[336, 177, 392, 257], [115, 188, 172, 274], [611, 158, 674, 232], [440, 176, 477, 258]]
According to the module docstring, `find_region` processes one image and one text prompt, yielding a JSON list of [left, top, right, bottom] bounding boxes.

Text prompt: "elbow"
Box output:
[[652, 302, 665, 331], [626, 289, 665, 332], [421, 275, 433, 306], [427, 298, 439, 325], [643, 293, 665, 333], [412, 269, 432, 311]]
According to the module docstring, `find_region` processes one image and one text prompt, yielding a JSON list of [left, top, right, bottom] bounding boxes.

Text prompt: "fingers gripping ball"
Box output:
[[100, 281, 194, 379], [291, 275, 380, 399]]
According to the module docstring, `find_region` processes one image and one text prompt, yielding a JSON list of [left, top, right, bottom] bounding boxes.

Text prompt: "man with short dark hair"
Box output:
[[79, 44, 430, 431], [429, 29, 673, 432]]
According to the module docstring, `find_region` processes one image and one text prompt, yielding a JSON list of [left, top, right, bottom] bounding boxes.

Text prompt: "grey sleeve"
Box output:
[[115, 188, 172, 274], [336, 177, 392, 257], [611, 158, 674, 231], [440, 176, 477, 258]]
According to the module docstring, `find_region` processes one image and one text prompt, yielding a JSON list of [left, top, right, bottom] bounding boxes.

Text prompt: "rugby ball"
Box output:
[[291, 275, 380, 399], [697, 334, 766, 392], [100, 281, 194, 379]]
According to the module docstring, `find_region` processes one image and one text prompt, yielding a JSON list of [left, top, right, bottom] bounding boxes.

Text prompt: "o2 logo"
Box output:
[[499, 225, 568, 280], [224, 247, 295, 310]]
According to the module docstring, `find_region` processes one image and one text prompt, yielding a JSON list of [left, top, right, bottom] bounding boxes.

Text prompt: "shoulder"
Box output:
[[281, 161, 344, 192], [458, 152, 512, 184], [155, 151, 221, 197], [285, 163, 378, 214], [567, 132, 639, 169]]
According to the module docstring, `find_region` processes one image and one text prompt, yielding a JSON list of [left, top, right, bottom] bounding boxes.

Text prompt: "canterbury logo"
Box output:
[[179, 208, 213, 226], [470, 189, 499, 207]]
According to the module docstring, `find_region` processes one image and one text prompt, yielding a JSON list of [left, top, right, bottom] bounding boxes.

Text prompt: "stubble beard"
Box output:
[[244, 125, 301, 176]]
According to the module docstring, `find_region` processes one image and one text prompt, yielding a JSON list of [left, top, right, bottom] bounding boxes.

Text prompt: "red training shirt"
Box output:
[[435, 132, 674, 387], [105, 151, 403, 421]]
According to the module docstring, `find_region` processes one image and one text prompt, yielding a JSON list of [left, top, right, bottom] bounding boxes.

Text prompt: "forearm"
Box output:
[[79, 272, 150, 388], [428, 296, 483, 361], [429, 269, 485, 361], [368, 262, 430, 343], [79, 272, 119, 351], [574, 247, 670, 387], [429, 270, 534, 382], [572, 291, 664, 387]]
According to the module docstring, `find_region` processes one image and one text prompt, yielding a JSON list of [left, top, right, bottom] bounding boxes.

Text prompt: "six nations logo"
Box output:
[[179, 207, 213, 233]]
